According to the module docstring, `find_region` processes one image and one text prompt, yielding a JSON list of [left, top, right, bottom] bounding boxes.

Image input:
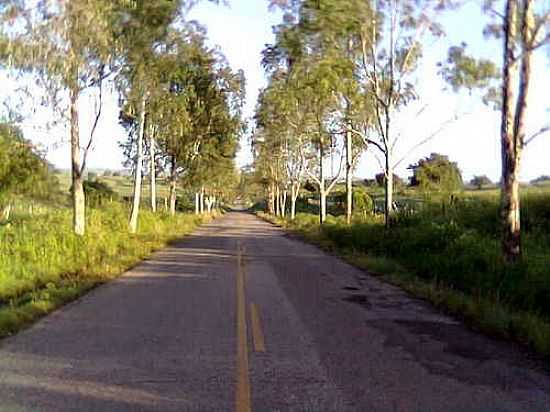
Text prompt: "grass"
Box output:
[[257, 188, 550, 356], [0, 203, 211, 337]]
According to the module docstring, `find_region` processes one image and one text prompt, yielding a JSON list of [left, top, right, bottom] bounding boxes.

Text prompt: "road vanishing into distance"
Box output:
[[1, 212, 550, 412]]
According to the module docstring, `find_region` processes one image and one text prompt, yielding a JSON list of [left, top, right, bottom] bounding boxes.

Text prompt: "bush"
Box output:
[[83, 180, 119, 207], [470, 175, 492, 189], [353, 189, 374, 216], [409, 153, 463, 191]]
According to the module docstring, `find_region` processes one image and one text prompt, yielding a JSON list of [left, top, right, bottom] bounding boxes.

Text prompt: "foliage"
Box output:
[[261, 0, 463, 226], [0, 123, 60, 202], [264, 188, 550, 354], [0, 204, 210, 336], [83, 180, 119, 207], [470, 175, 493, 189], [352, 188, 373, 216], [375, 173, 405, 190], [438, 43, 500, 106], [532, 175, 550, 185], [119, 25, 243, 204], [409, 153, 463, 192]]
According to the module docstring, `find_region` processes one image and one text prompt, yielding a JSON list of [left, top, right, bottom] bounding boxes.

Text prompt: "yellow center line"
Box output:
[[235, 241, 251, 412], [250, 303, 266, 353]]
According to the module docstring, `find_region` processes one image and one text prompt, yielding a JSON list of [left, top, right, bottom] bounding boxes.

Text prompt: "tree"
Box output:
[[253, 72, 312, 220], [352, 1, 461, 227], [531, 175, 550, 185], [409, 153, 463, 192], [115, 0, 184, 232], [270, 0, 462, 227], [440, 0, 549, 262], [1, 1, 121, 235], [0, 122, 59, 212], [121, 27, 244, 217], [260, 5, 362, 224], [470, 175, 493, 189]]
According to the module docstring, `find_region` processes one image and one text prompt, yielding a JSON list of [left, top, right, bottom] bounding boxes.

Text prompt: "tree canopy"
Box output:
[[409, 153, 463, 192]]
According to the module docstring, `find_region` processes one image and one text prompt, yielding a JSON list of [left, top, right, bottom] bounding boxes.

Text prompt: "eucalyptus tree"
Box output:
[[299, 0, 378, 224], [255, 71, 313, 219], [272, 0, 460, 227], [261, 12, 353, 224], [255, 81, 289, 217], [140, 29, 243, 216], [440, 0, 549, 262], [184, 58, 244, 214], [251, 129, 277, 214], [0, 0, 119, 235], [350, 0, 460, 227], [115, 0, 186, 232], [287, 57, 345, 224]]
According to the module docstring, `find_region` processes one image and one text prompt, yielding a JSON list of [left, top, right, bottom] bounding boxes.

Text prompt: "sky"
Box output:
[[7, 0, 550, 183]]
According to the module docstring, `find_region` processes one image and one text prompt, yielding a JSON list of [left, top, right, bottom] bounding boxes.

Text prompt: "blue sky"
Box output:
[[14, 0, 549, 182]]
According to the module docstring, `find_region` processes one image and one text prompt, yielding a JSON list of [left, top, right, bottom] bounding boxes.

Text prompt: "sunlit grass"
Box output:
[[0, 203, 209, 336]]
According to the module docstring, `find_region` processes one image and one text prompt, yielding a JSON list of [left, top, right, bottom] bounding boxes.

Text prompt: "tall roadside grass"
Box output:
[[258, 191, 550, 356], [0, 203, 210, 336]]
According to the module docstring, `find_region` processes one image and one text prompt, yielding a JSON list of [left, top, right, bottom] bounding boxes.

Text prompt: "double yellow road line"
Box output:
[[235, 241, 265, 412]]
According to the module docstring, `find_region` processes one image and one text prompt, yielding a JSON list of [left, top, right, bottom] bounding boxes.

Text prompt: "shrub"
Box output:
[[83, 180, 119, 207]]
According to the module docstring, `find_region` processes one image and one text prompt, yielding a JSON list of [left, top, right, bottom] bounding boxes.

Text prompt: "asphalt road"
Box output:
[[1, 212, 550, 412]]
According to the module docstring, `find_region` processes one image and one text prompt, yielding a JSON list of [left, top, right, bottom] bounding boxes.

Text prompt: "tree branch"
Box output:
[[392, 112, 463, 169], [80, 75, 104, 175], [524, 125, 550, 146]]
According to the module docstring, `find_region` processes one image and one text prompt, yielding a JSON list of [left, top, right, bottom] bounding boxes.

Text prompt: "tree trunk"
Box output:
[[200, 186, 205, 214], [280, 189, 287, 218], [290, 183, 300, 220], [150, 125, 156, 213], [320, 189, 327, 224], [1, 203, 11, 221], [206, 196, 214, 214], [345, 121, 353, 224], [169, 157, 177, 216], [267, 185, 275, 214], [290, 185, 297, 220], [70, 83, 85, 236], [129, 93, 146, 233], [319, 144, 326, 224], [275, 185, 280, 217], [195, 192, 200, 215], [500, 0, 533, 263], [384, 155, 393, 229]]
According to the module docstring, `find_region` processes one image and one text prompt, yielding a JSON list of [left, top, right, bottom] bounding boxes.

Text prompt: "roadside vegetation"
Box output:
[[256, 185, 550, 355], [248, 0, 549, 355], [0, 204, 210, 337], [0, 1, 242, 336]]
